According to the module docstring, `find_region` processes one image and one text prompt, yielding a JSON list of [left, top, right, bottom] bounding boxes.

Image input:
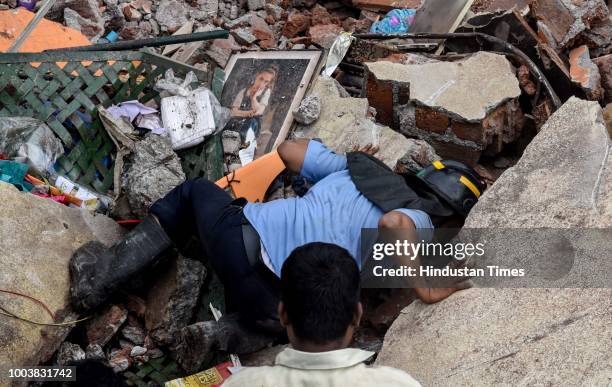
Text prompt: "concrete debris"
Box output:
[[87, 305, 129, 346], [174, 316, 276, 373], [376, 98, 612, 385], [292, 95, 321, 125], [366, 52, 523, 165], [222, 130, 241, 155], [85, 344, 106, 361], [145, 255, 207, 347], [0, 182, 124, 371], [205, 34, 241, 67], [63, 7, 105, 41], [247, 0, 265, 11], [123, 134, 186, 218], [569, 45, 604, 100], [57, 342, 86, 366], [395, 139, 441, 174], [121, 325, 146, 345], [294, 76, 414, 170], [130, 345, 147, 357], [532, 0, 610, 50], [49, 0, 105, 32], [155, 0, 189, 33], [231, 27, 257, 45], [109, 348, 132, 373]]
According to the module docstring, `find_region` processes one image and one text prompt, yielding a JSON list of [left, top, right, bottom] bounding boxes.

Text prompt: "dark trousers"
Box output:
[[150, 178, 279, 323]]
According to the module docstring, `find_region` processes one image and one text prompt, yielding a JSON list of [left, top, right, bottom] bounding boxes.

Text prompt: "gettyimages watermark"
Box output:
[[359, 228, 612, 288]]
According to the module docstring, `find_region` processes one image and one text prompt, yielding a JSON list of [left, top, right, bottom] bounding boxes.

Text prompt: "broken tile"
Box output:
[[569, 45, 604, 100]]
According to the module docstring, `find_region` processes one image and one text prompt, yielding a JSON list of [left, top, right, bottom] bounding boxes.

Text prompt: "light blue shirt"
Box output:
[[243, 141, 433, 276]]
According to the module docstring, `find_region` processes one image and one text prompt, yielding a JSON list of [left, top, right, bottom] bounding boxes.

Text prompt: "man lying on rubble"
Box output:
[[222, 242, 421, 387], [69, 138, 484, 337]]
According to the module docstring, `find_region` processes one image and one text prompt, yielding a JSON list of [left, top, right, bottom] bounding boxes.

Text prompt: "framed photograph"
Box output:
[[221, 50, 322, 164]]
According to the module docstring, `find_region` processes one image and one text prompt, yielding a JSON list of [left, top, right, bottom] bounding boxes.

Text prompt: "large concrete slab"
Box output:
[[366, 52, 521, 122], [0, 183, 124, 380], [294, 76, 417, 169], [376, 97, 612, 385]]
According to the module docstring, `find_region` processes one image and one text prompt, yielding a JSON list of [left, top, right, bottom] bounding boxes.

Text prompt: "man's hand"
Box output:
[[351, 143, 379, 156]]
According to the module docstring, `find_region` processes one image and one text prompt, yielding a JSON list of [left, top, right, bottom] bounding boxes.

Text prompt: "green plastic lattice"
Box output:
[[0, 50, 221, 192]]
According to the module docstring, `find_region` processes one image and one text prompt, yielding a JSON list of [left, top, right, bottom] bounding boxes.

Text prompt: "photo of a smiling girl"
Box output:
[[223, 65, 278, 148]]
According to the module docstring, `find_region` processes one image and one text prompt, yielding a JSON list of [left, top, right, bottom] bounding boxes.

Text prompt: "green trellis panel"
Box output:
[[0, 49, 222, 193]]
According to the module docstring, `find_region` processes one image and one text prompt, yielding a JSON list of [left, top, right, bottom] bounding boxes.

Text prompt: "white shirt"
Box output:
[[222, 347, 421, 387]]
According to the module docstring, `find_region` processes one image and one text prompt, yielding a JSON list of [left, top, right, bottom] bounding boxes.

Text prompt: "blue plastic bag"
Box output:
[[370, 9, 416, 34]]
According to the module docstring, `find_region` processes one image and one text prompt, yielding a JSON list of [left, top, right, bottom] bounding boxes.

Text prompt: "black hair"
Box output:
[[280, 242, 360, 344]]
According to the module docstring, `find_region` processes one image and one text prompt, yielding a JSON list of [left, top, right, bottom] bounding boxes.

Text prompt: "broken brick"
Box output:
[[311, 4, 341, 26], [569, 45, 604, 100], [308, 24, 343, 49], [86, 305, 128, 346], [593, 54, 612, 104], [342, 17, 373, 33], [451, 121, 484, 143], [282, 10, 311, 38], [415, 106, 450, 134], [517, 65, 537, 95], [428, 140, 482, 167]]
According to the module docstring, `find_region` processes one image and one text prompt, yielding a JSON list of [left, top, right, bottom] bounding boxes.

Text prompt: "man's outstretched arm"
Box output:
[[378, 211, 466, 304]]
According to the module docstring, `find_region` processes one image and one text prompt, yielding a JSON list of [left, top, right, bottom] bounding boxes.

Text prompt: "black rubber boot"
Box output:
[[69, 217, 172, 312]]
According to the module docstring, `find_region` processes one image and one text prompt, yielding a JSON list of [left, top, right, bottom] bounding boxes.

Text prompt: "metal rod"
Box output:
[[353, 32, 562, 109], [8, 0, 57, 52], [45, 30, 229, 52]]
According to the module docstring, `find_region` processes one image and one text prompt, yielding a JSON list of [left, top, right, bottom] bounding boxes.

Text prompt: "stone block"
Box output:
[[145, 255, 206, 347], [0, 182, 124, 370]]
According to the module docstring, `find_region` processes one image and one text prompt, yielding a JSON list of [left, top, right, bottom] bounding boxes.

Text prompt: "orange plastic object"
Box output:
[[215, 151, 286, 203], [0, 8, 91, 53]]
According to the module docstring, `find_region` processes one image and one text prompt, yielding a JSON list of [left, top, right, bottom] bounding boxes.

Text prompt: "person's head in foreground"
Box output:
[[223, 242, 421, 387], [279, 241, 362, 351]]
